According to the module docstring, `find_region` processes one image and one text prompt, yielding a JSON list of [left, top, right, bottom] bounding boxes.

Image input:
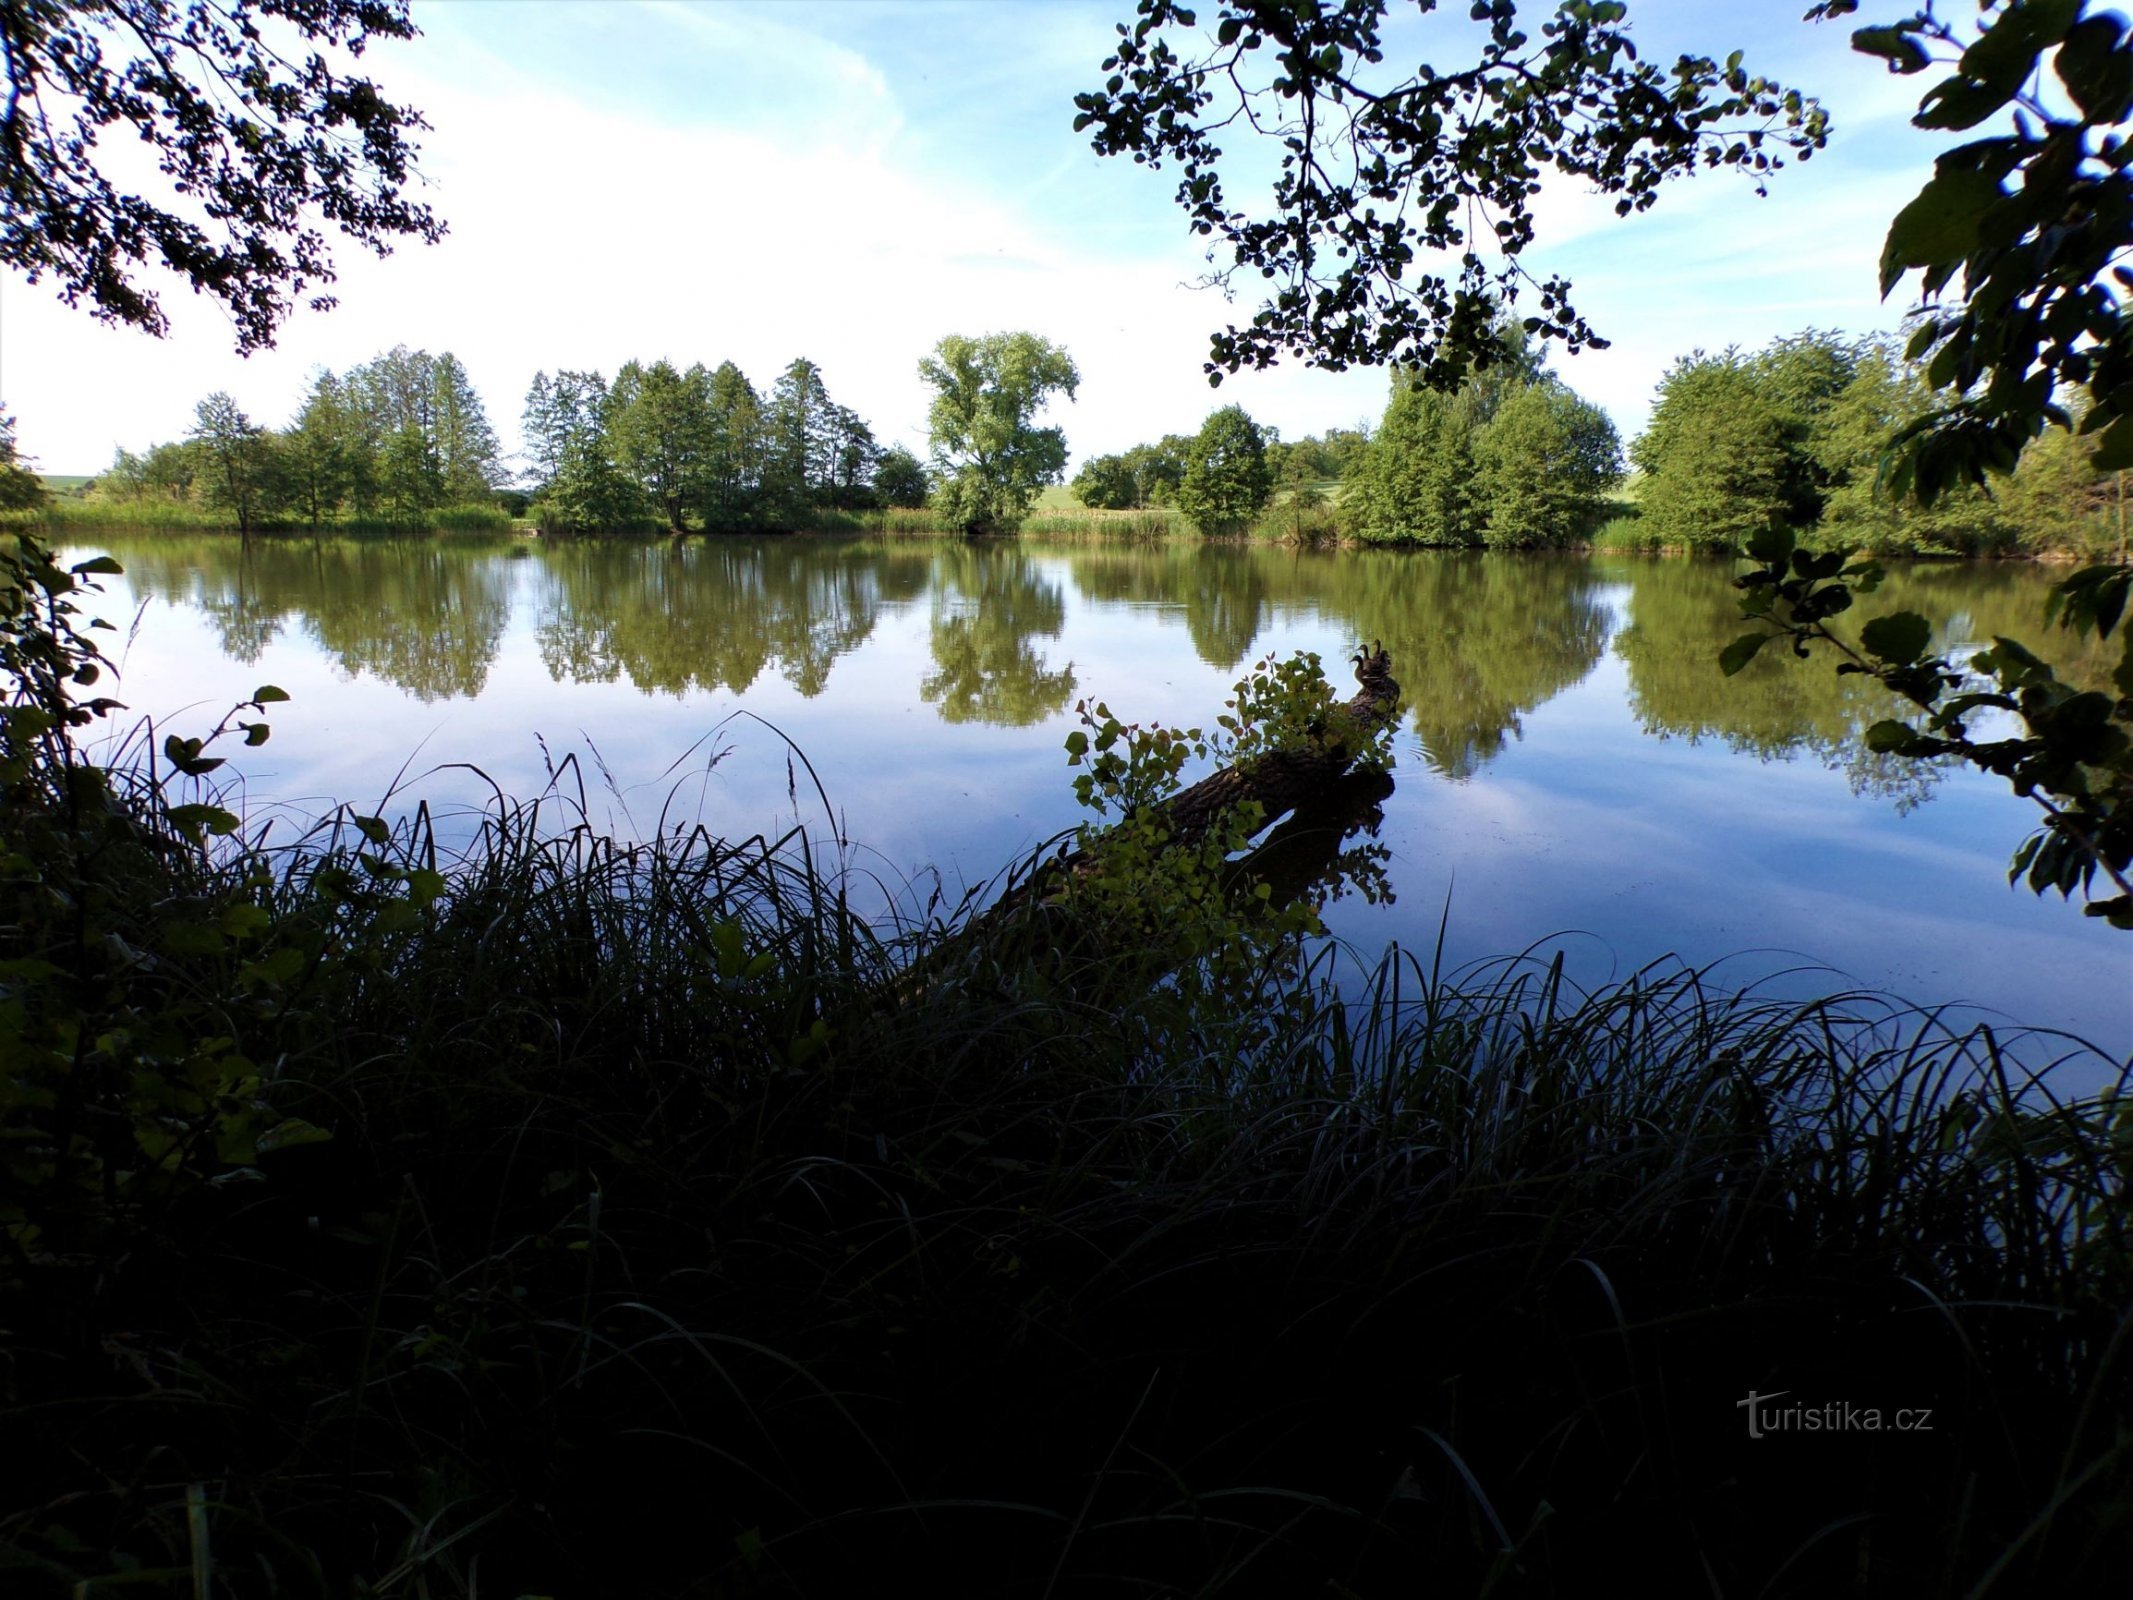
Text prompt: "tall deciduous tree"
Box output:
[[920, 333, 1079, 534], [609, 360, 711, 534], [0, 1, 445, 353], [1632, 356, 1793, 553], [1177, 405, 1274, 535], [283, 371, 363, 528], [1350, 377, 1480, 546], [189, 392, 274, 536], [1472, 382, 1622, 547], [702, 363, 766, 530]]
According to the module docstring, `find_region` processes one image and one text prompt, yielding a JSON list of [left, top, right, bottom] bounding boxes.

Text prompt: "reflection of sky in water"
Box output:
[[70, 537, 2131, 1084]]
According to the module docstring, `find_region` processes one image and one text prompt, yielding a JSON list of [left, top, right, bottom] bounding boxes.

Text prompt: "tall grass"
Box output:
[[16, 497, 518, 535], [4, 535, 2129, 1596]]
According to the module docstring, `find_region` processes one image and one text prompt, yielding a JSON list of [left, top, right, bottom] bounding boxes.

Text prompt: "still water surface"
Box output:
[[69, 533, 2131, 1063]]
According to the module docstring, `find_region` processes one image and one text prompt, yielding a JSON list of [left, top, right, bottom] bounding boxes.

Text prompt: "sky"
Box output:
[[0, 0, 1954, 478]]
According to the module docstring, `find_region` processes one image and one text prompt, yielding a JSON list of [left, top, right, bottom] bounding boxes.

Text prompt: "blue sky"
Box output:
[[1, 0, 1952, 477]]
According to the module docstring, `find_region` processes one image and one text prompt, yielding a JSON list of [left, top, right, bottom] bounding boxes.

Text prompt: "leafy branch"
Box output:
[[1725, 525, 2133, 924]]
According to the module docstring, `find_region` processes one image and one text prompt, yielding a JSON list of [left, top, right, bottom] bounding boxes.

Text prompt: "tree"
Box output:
[[1074, 1, 1828, 390], [702, 362, 766, 530], [282, 370, 363, 528], [430, 353, 500, 504], [609, 360, 711, 534], [919, 333, 1079, 535], [1177, 405, 1274, 535], [188, 392, 275, 535], [763, 358, 836, 525], [1072, 453, 1140, 510], [1810, 342, 2010, 555], [1632, 356, 1793, 554], [0, 0, 445, 353], [874, 446, 930, 509], [826, 404, 882, 509], [0, 409, 44, 512], [1349, 375, 1480, 546], [522, 369, 640, 534], [1472, 381, 1622, 547]]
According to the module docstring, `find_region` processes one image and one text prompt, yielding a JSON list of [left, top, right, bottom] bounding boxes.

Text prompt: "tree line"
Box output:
[[86, 347, 505, 535], [1631, 329, 2129, 559], [523, 357, 928, 535]]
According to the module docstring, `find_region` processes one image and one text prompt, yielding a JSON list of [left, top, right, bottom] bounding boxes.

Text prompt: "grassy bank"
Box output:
[[4, 534, 2131, 1597], [3, 498, 518, 535]]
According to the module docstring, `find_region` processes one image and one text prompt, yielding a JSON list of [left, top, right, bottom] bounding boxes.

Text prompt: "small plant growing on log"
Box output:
[[1059, 650, 1389, 1017]]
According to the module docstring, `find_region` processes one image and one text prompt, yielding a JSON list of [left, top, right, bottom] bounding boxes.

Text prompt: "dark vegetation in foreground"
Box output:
[[4, 534, 2132, 1598]]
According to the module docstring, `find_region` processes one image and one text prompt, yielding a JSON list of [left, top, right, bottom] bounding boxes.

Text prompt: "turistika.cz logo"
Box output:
[[1737, 1390, 1935, 1439]]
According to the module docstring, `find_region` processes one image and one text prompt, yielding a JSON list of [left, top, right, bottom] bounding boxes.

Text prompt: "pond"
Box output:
[[65, 531, 2132, 1070]]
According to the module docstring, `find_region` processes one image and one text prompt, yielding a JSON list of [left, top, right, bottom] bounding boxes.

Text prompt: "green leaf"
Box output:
[[69, 555, 123, 576], [1746, 523, 1795, 566], [256, 1118, 332, 1154], [1860, 611, 1932, 665], [1915, 76, 2016, 131], [1879, 165, 2006, 296], [1718, 632, 1769, 676], [1865, 719, 1921, 753], [2088, 411, 2133, 471], [251, 684, 290, 704], [1852, 25, 1932, 73], [351, 814, 390, 846]]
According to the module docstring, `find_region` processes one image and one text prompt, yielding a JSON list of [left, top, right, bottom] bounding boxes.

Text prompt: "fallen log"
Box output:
[[908, 647, 1401, 989]]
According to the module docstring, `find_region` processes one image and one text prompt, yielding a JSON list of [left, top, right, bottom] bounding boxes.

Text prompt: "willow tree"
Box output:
[[920, 333, 1078, 534]]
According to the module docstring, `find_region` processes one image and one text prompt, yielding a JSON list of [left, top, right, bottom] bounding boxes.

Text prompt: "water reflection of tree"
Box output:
[[532, 539, 925, 698], [1319, 552, 1609, 777], [1610, 557, 2110, 808], [1067, 543, 1269, 670], [103, 535, 513, 699], [1064, 544, 1610, 777], [920, 544, 1075, 725]]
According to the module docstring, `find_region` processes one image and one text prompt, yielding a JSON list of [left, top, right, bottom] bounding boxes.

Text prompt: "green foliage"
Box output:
[[1058, 649, 1386, 1013], [0, 410, 48, 514], [920, 332, 1079, 534], [1854, 1, 2133, 499], [1471, 381, 1623, 547], [1726, 535, 2133, 923], [1632, 355, 1794, 553], [873, 445, 929, 508], [1071, 451, 1139, 509], [1176, 403, 1274, 534], [606, 358, 711, 533], [1350, 376, 1479, 545], [0, 1, 442, 354], [1074, 1, 1828, 388], [187, 392, 278, 536]]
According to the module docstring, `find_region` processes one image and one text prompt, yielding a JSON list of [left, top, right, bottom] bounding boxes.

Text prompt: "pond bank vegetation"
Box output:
[[4, 530, 2129, 1597]]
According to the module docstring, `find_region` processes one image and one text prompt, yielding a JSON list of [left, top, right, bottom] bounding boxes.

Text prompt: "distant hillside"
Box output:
[[37, 474, 94, 493]]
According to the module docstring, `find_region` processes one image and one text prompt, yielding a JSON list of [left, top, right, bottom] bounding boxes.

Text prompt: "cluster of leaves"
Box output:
[[1723, 524, 2132, 925], [0, 0, 444, 354], [1219, 646, 1397, 775], [1074, 0, 1829, 389], [0, 533, 457, 1261], [1059, 650, 1388, 1009], [1176, 403, 1276, 533], [1831, 0, 2133, 495]]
